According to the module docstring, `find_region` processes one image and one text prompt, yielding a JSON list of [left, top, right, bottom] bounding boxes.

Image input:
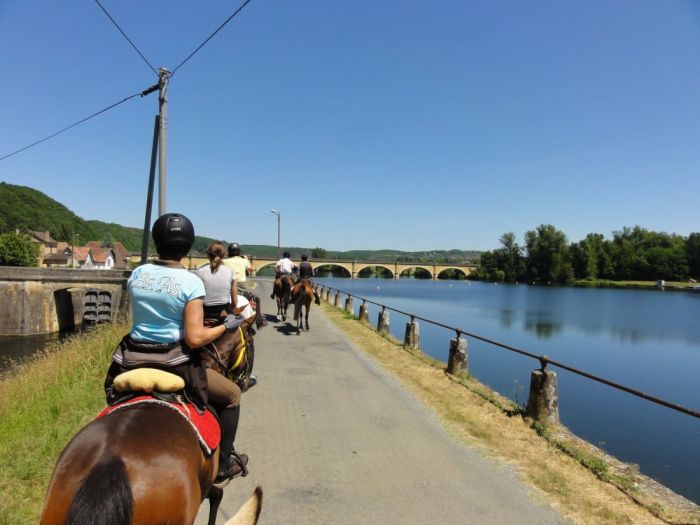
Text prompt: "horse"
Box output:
[[41, 400, 232, 525], [41, 326, 257, 525], [291, 279, 314, 335], [202, 309, 256, 391], [271, 275, 293, 321]]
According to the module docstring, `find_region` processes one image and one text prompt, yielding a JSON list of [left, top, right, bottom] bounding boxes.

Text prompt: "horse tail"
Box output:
[[66, 454, 133, 525], [294, 283, 307, 307]]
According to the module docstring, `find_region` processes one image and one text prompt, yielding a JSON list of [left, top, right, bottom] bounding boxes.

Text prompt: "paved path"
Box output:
[[196, 280, 570, 525]]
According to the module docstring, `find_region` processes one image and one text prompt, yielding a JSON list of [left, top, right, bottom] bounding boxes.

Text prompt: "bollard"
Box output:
[[404, 319, 420, 349], [324, 288, 331, 303], [345, 296, 354, 315], [447, 336, 468, 376], [322, 287, 329, 302], [526, 362, 560, 424], [359, 302, 369, 322], [377, 308, 390, 335], [334, 291, 342, 308]]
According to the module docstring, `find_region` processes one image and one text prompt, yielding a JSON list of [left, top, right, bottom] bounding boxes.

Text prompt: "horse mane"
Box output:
[[66, 454, 133, 525]]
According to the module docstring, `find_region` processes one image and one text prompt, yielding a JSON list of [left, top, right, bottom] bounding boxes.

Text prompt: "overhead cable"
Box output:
[[0, 91, 149, 162], [170, 0, 253, 77], [94, 0, 159, 76]]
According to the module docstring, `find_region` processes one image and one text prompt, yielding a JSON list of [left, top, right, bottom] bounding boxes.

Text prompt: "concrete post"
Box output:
[[377, 308, 390, 334], [404, 319, 420, 349], [447, 336, 468, 376], [344, 296, 354, 315], [323, 288, 331, 302], [527, 365, 560, 424], [334, 291, 342, 308], [359, 302, 369, 322]]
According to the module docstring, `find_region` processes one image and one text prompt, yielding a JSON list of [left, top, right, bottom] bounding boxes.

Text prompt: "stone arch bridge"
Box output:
[[184, 257, 476, 279]]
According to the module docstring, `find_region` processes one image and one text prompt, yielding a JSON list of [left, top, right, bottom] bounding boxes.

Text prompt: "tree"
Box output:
[[524, 224, 573, 284], [687, 233, 700, 279], [0, 232, 41, 266], [498, 232, 524, 282], [311, 247, 327, 259]]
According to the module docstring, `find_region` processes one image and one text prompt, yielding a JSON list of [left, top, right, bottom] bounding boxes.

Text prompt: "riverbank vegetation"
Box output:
[[472, 225, 700, 284], [0, 322, 125, 524], [321, 304, 700, 525]]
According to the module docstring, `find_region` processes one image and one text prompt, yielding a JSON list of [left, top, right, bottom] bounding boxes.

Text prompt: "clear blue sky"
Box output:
[[1, 0, 699, 251]]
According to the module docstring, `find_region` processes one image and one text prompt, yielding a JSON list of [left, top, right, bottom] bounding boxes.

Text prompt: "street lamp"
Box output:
[[270, 209, 280, 259]]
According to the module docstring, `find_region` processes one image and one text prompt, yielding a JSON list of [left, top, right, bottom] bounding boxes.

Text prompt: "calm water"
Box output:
[[0, 333, 63, 373], [317, 277, 700, 504]]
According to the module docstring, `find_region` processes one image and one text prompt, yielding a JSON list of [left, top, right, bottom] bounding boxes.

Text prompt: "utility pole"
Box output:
[[158, 67, 170, 217]]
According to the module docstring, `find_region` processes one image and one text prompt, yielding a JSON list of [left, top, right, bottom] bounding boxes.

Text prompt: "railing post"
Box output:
[[359, 301, 369, 322], [377, 308, 390, 334], [323, 287, 331, 303], [404, 318, 420, 349], [447, 333, 468, 376], [527, 357, 560, 424], [334, 291, 342, 308], [344, 295, 354, 315]]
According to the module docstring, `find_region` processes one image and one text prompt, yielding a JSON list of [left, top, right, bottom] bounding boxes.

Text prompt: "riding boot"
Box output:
[[216, 406, 248, 482], [219, 406, 240, 458]]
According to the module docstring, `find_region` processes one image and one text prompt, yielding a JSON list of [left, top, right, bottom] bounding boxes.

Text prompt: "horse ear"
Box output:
[[222, 486, 263, 525]]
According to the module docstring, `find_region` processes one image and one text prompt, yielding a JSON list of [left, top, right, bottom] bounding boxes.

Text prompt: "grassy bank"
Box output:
[[319, 303, 700, 525], [0, 322, 126, 525], [571, 279, 698, 290]]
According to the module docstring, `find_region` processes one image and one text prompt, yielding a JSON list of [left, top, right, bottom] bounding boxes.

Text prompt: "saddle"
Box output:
[[103, 368, 221, 455]]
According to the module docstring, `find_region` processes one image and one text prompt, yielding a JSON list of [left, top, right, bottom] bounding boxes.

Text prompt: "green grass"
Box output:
[[572, 279, 698, 290], [0, 322, 127, 525]]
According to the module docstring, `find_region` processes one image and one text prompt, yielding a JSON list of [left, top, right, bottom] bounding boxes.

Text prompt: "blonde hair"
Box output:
[[207, 241, 227, 273]]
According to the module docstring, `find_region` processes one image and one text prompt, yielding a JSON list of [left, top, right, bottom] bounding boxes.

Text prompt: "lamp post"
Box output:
[[270, 209, 280, 259]]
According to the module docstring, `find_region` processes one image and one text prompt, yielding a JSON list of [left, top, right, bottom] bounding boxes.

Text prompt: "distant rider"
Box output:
[[298, 254, 321, 305], [223, 242, 268, 329]]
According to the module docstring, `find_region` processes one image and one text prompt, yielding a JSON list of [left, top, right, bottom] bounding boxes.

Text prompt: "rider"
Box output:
[[223, 242, 268, 329], [297, 254, 321, 305], [272, 251, 296, 299], [104, 214, 249, 483], [275, 251, 295, 278], [196, 241, 238, 320]]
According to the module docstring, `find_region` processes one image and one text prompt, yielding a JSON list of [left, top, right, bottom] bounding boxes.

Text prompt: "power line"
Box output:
[[0, 91, 148, 162], [94, 0, 158, 76], [170, 0, 253, 77]]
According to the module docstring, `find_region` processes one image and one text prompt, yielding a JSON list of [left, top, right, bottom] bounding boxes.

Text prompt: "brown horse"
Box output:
[[291, 279, 314, 335], [41, 400, 225, 525], [271, 275, 293, 321], [41, 329, 256, 525]]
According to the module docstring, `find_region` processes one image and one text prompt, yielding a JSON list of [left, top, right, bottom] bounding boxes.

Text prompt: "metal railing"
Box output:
[[318, 284, 700, 420]]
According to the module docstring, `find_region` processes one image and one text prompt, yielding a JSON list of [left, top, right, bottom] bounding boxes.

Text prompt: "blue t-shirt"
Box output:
[[128, 262, 205, 343]]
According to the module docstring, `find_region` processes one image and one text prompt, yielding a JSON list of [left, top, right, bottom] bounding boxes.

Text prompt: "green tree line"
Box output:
[[473, 225, 700, 283]]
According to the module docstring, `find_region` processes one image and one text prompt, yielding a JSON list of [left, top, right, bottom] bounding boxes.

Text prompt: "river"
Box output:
[[316, 277, 700, 504]]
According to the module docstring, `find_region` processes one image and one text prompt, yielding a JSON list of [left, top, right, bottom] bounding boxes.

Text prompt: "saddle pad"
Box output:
[[96, 396, 220, 455]]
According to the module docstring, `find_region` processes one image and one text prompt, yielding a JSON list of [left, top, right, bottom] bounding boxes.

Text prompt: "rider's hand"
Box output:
[[223, 314, 245, 332]]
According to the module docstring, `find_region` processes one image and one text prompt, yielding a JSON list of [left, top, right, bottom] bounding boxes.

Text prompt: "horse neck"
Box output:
[[210, 330, 242, 368]]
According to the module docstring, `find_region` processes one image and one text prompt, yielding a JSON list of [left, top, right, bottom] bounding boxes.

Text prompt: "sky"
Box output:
[[1, 1, 699, 252]]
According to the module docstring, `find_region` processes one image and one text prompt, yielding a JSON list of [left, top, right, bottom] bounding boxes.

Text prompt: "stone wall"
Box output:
[[0, 267, 130, 336]]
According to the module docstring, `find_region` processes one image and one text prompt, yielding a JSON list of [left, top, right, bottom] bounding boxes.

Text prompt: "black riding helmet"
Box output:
[[301, 254, 308, 261], [283, 251, 291, 258], [152, 213, 195, 257], [228, 242, 241, 257]]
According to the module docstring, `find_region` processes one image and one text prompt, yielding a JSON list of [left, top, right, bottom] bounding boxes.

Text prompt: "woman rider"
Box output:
[[104, 213, 248, 482]]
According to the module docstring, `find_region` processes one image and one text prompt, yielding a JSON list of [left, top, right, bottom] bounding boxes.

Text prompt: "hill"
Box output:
[[0, 183, 480, 262]]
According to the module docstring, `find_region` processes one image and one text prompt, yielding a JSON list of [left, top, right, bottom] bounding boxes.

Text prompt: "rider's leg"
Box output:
[[206, 369, 249, 480]]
